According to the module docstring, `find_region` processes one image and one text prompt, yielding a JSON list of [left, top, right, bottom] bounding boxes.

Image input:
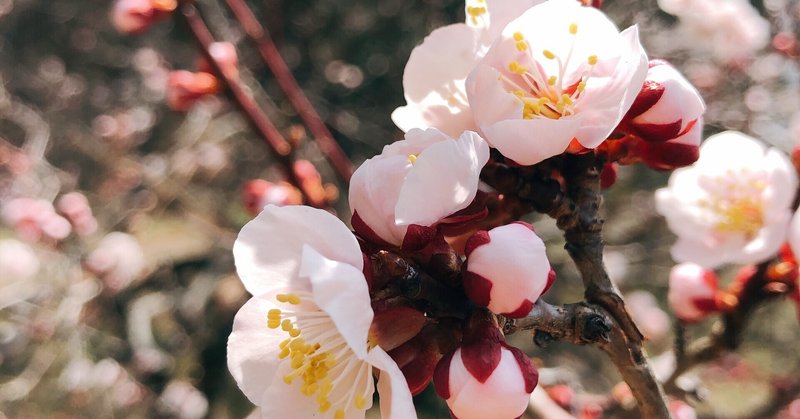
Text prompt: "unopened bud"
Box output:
[[668, 263, 719, 322], [463, 223, 551, 318], [166, 71, 220, 112]]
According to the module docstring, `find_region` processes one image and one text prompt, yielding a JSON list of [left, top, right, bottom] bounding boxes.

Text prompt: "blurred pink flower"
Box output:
[[1, 197, 72, 242], [465, 0, 648, 165], [165, 70, 220, 112], [463, 223, 553, 318], [228, 205, 415, 419], [655, 131, 797, 268], [85, 232, 147, 293], [57, 192, 98, 236], [392, 0, 544, 137], [110, 0, 176, 34], [668, 264, 718, 323], [242, 179, 303, 216], [349, 128, 489, 248], [624, 291, 670, 341], [197, 42, 240, 82], [0, 239, 40, 282]]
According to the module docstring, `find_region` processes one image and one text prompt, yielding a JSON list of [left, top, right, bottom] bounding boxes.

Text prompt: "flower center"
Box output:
[[698, 175, 766, 239], [268, 292, 373, 418], [501, 23, 597, 120]]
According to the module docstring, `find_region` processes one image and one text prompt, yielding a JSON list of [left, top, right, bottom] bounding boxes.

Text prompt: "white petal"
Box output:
[[670, 236, 737, 269], [465, 62, 524, 137], [348, 155, 410, 246], [382, 128, 451, 157], [395, 131, 490, 226], [367, 347, 418, 419], [233, 206, 363, 296], [481, 0, 545, 41], [227, 295, 286, 404], [481, 117, 580, 165], [740, 213, 790, 264], [259, 363, 340, 419], [300, 246, 373, 359]]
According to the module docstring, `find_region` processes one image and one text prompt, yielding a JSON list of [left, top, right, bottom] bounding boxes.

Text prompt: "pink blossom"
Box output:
[[228, 205, 415, 418], [242, 179, 303, 216], [391, 0, 544, 137], [85, 232, 147, 293], [668, 263, 718, 323], [465, 0, 648, 165], [1, 197, 72, 242], [56, 192, 98, 236], [349, 128, 489, 248], [166, 70, 220, 112], [655, 131, 797, 268], [198, 42, 240, 81], [625, 291, 670, 341], [624, 60, 705, 143], [463, 223, 552, 318], [433, 318, 537, 419], [110, 0, 176, 34], [0, 239, 40, 282]]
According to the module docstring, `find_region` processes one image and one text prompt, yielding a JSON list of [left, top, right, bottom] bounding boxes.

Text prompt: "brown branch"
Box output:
[[222, 0, 354, 183], [178, 2, 328, 208]]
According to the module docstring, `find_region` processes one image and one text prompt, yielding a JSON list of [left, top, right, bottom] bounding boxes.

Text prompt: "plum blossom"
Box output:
[[0, 239, 40, 283], [463, 223, 553, 317], [166, 70, 220, 112], [110, 0, 176, 34], [242, 179, 303, 216], [433, 314, 537, 419], [1, 197, 72, 242], [668, 263, 718, 323], [465, 0, 648, 165], [392, 0, 544, 137], [349, 128, 489, 248], [623, 60, 705, 143], [85, 232, 148, 293], [655, 131, 798, 268], [228, 205, 415, 419]]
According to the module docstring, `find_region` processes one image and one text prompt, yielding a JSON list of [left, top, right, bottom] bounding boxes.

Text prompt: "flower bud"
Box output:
[[110, 0, 176, 34], [463, 223, 551, 318], [434, 320, 537, 419], [241, 180, 302, 216], [668, 263, 718, 322], [166, 70, 220, 112], [633, 116, 702, 171], [625, 60, 705, 143]]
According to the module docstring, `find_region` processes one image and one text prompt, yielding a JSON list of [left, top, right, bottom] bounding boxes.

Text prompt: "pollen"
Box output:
[[543, 49, 556, 60], [508, 60, 527, 75], [588, 55, 598, 65], [516, 41, 528, 52], [407, 154, 418, 165], [276, 293, 301, 304], [547, 76, 557, 86], [513, 31, 524, 41], [569, 22, 578, 35]]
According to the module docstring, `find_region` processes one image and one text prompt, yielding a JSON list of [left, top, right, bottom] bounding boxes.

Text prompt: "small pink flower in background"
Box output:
[[85, 232, 147, 293], [655, 131, 797, 268], [391, 0, 543, 137], [463, 223, 552, 318], [465, 0, 648, 165], [57, 192, 98, 236], [668, 263, 719, 323], [434, 314, 537, 419], [623, 60, 705, 143], [1, 197, 72, 242], [349, 128, 489, 248], [624, 291, 670, 341], [228, 205, 415, 418], [669, 400, 697, 419], [197, 42, 240, 81], [241, 179, 303, 216], [110, 0, 176, 34], [0, 239, 40, 282], [165, 70, 220, 112]]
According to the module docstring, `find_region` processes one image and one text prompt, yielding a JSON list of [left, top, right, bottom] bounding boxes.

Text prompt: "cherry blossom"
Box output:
[[391, 0, 544, 137], [667, 263, 718, 323], [227, 205, 415, 419], [463, 222, 553, 317], [655, 131, 798, 268], [0, 239, 40, 283], [110, 0, 176, 34], [465, 0, 648, 165], [85, 232, 148, 294], [349, 128, 489, 248], [242, 179, 303, 216], [166, 70, 220, 112]]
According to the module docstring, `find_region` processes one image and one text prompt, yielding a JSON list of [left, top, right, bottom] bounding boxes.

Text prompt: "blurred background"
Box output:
[[1, 0, 799, 417]]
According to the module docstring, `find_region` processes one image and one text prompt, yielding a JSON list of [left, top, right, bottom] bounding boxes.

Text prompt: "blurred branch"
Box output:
[[178, 2, 328, 208], [222, 0, 354, 183]]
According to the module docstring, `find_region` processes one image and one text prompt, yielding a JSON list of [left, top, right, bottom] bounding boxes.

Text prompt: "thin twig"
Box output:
[[223, 0, 354, 183]]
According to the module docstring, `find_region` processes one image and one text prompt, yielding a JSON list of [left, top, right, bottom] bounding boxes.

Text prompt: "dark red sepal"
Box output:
[[625, 80, 664, 119], [352, 211, 393, 247], [433, 350, 455, 399], [463, 271, 493, 307], [401, 224, 437, 251], [460, 337, 502, 383], [632, 119, 684, 143], [502, 298, 534, 318], [639, 141, 699, 171], [464, 230, 491, 258]]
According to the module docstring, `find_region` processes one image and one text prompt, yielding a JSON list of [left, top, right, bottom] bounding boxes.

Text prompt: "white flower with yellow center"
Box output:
[[465, 0, 648, 165], [392, 0, 544, 138], [655, 131, 798, 268], [227, 205, 416, 418]]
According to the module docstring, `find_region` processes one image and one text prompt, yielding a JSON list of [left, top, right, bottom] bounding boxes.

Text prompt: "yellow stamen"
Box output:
[[569, 22, 578, 35], [276, 293, 301, 304], [355, 395, 367, 410], [543, 49, 556, 60], [547, 76, 557, 86], [334, 410, 345, 419], [513, 31, 524, 41], [407, 154, 417, 165], [508, 60, 527, 75], [588, 55, 598, 65], [516, 41, 528, 52]]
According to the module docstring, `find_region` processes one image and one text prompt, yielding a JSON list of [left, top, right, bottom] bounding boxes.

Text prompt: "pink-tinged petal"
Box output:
[[763, 148, 798, 211], [300, 246, 372, 359], [349, 155, 410, 246], [259, 364, 346, 419], [670, 236, 742, 269], [631, 62, 705, 130], [368, 347, 419, 419], [739, 213, 791, 264], [227, 295, 285, 404], [479, 0, 545, 41], [383, 128, 450, 157], [447, 348, 531, 419], [395, 131, 490, 226], [482, 117, 580, 165], [392, 24, 481, 137], [668, 263, 718, 322], [233, 205, 363, 296], [465, 63, 524, 136]]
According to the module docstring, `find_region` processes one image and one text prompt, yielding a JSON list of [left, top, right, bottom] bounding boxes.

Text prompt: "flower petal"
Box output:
[[481, 117, 580, 165], [367, 347, 418, 419], [300, 245, 373, 359], [349, 155, 410, 246], [233, 205, 363, 296], [395, 131, 490, 226]]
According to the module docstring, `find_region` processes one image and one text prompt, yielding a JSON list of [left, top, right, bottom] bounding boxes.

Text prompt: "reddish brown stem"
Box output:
[[178, 2, 327, 208], [223, 0, 354, 183]]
